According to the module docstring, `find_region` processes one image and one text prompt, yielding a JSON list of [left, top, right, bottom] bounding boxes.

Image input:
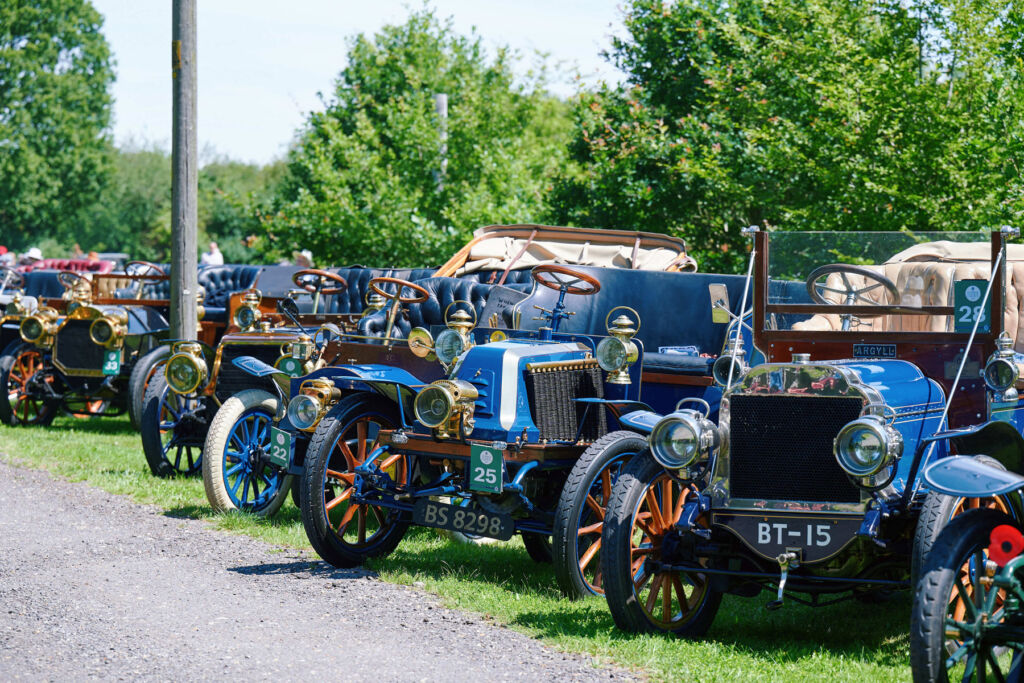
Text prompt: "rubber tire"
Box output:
[[522, 533, 553, 563], [139, 375, 205, 478], [601, 451, 723, 636], [301, 393, 407, 568], [911, 507, 1017, 682], [911, 454, 1010, 588], [128, 346, 170, 431], [553, 430, 646, 599], [0, 343, 57, 426], [203, 389, 293, 517]]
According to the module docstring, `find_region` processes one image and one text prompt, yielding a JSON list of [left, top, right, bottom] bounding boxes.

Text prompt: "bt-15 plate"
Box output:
[[412, 499, 514, 541]]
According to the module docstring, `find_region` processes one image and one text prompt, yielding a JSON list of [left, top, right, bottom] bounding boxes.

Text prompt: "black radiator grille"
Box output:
[[55, 320, 106, 374], [728, 394, 863, 503], [216, 344, 281, 401], [524, 360, 606, 442]]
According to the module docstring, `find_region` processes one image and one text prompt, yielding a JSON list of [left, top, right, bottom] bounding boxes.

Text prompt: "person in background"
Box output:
[[71, 244, 84, 258], [200, 241, 224, 266], [293, 249, 314, 268], [87, 251, 100, 262], [18, 247, 43, 267]]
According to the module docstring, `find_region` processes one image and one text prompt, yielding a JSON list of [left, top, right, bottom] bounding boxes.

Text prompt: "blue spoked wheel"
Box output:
[[553, 430, 644, 599], [203, 389, 292, 517], [140, 375, 206, 477]]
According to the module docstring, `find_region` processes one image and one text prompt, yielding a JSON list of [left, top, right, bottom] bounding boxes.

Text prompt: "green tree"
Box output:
[[262, 8, 572, 267], [552, 0, 1024, 272], [0, 0, 114, 249]]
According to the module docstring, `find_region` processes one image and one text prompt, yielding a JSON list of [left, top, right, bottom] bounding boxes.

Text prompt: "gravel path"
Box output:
[[0, 460, 631, 681]]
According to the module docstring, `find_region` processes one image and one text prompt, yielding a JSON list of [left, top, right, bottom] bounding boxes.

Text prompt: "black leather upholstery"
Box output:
[[198, 265, 262, 307], [21, 271, 65, 298], [454, 269, 536, 286], [323, 267, 437, 315], [356, 278, 527, 339]]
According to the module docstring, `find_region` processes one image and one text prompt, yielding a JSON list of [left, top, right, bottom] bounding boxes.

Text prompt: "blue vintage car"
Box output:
[[596, 227, 1024, 638], [252, 258, 772, 599]]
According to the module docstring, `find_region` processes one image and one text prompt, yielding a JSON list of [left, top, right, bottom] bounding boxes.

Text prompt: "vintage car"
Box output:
[[153, 224, 697, 512], [909, 455, 1024, 681], [260, 259, 770, 599], [0, 262, 261, 427], [595, 227, 1024, 638]]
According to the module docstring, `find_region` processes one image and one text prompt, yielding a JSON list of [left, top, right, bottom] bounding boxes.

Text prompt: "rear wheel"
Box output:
[[553, 430, 644, 599], [300, 393, 406, 568], [601, 452, 722, 637], [203, 389, 292, 516], [0, 343, 57, 426], [140, 375, 207, 477], [911, 508, 1022, 682], [128, 346, 169, 430]]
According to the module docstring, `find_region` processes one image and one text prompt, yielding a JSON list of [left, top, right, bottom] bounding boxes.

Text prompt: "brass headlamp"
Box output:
[[89, 309, 129, 349], [233, 289, 262, 331], [413, 378, 479, 438], [286, 377, 341, 432], [4, 291, 27, 317], [275, 333, 314, 377], [164, 341, 208, 394], [596, 307, 640, 384], [20, 307, 60, 346], [983, 332, 1021, 401], [431, 304, 478, 366]]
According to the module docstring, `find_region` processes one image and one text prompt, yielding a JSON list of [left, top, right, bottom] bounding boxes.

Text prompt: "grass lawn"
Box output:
[[0, 416, 911, 681]]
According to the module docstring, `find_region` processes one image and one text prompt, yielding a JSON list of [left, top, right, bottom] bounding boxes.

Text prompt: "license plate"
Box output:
[[268, 427, 291, 468], [713, 512, 860, 564], [412, 499, 514, 541], [469, 443, 503, 493], [101, 349, 121, 376]]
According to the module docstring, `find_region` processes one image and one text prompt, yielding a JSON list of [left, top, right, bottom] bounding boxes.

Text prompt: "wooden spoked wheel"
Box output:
[[323, 417, 406, 547], [6, 347, 50, 424], [576, 465, 616, 593]]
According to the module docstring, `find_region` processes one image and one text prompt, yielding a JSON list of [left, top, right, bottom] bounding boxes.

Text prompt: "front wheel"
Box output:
[[553, 430, 644, 599], [300, 393, 407, 568], [0, 343, 57, 426], [128, 346, 170, 430], [601, 452, 722, 637], [911, 508, 1023, 682], [202, 389, 292, 516], [139, 375, 207, 477]]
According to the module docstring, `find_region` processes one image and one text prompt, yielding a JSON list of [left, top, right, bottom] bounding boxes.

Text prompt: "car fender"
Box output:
[[923, 455, 1024, 498]]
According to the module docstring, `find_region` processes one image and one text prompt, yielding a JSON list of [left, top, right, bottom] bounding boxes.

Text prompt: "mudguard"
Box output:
[[924, 456, 1024, 498], [617, 410, 663, 435], [231, 355, 285, 378]]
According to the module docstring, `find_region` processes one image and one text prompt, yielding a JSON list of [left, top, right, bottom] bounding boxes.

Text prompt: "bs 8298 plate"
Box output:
[[412, 499, 514, 541]]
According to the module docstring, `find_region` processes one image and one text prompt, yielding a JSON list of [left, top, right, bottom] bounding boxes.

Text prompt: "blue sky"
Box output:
[[91, 1, 627, 165]]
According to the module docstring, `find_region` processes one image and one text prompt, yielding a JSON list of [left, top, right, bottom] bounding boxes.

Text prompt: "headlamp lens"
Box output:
[[165, 354, 202, 393], [414, 385, 454, 427], [21, 318, 43, 342], [650, 415, 700, 469], [434, 329, 465, 365], [287, 394, 321, 431], [835, 417, 900, 477], [596, 337, 627, 371], [91, 319, 113, 344], [235, 306, 256, 329], [985, 358, 1018, 392]]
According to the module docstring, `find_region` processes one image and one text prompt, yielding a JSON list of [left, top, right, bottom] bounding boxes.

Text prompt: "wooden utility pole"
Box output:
[[170, 0, 198, 339], [434, 93, 448, 192]]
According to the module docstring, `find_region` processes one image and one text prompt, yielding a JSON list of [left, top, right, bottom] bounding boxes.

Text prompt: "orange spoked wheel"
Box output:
[[601, 452, 722, 637], [0, 343, 57, 426], [554, 430, 647, 599], [911, 508, 1023, 682], [300, 392, 408, 568]]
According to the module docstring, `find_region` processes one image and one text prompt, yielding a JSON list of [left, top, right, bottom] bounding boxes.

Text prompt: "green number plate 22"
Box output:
[[268, 427, 291, 468]]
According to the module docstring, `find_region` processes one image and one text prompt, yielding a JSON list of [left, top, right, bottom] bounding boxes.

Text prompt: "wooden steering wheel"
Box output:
[[531, 265, 601, 296], [293, 268, 348, 295], [806, 264, 898, 316], [369, 277, 430, 304], [58, 270, 90, 289], [124, 260, 166, 280], [0, 266, 25, 292]]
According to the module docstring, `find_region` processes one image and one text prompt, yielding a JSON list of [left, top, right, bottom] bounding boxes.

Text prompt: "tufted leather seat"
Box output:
[[17, 258, 115, 274], [356, 278, 527, 339], [452, 269, 536, 287], [323, 267, 438, 315]]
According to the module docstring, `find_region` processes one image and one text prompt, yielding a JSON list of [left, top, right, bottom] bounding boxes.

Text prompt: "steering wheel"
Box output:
[[124, 260, 166, 280], [806, 264, 898, 313], [293, 269, 348, 295], [369, 277, 430, 304], [58, 270, 90, 290], [532, 265, 601, 296], [0, 266, 25, 293]]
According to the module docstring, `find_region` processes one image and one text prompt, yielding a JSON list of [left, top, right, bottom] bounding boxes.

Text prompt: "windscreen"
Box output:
[[765, 231, 1005, 334]]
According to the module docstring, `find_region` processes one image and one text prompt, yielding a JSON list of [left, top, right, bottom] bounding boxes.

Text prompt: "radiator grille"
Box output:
[[54, 320, 106, 374], [524, 359, 606, 442], [728, 394, 862, 503], [215, 344, 281, 401]]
